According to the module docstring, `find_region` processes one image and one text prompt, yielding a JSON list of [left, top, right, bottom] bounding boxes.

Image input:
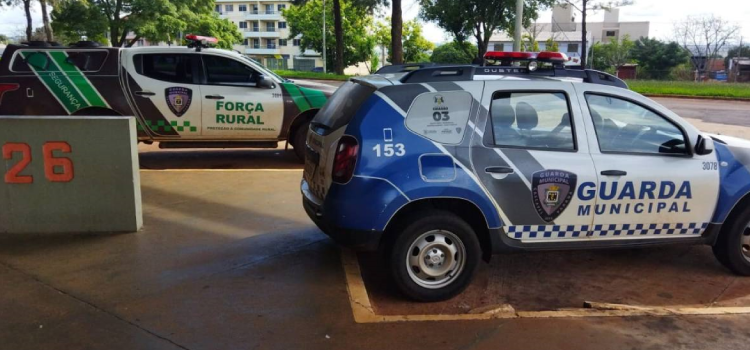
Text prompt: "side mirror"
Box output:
[[695, 134, 714, 156], [257, 74, 275, 89]]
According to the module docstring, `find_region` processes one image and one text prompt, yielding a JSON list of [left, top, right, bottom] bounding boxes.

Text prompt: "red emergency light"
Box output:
[[484, 51, 537, 60], [186, 34, 219, 45], [483, 51, 570, 63]]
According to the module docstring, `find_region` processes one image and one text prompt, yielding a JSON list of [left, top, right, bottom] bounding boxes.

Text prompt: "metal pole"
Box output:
[[513, 0, 524, 51], [323, 0, 327, 74]]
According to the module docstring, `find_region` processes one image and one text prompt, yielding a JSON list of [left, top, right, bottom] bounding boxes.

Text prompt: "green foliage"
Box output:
[[628, 80, 750, 99], [630, 38, 689, 80], [369, 54, 379, 74], [273, 70, 351, 81], [590, 35, 635, 71], [51, 0, 238, 47], [544, 38, 559, 52], [181, 14, 242, 50], [0, 34, 10, 44], [402, 20, 434, 63], [420, 0, 555, 60], [520, 33, 539, 52], [285, 0, 375, 68], [430, 41, 477, 64], [51, 0, 109, 45]]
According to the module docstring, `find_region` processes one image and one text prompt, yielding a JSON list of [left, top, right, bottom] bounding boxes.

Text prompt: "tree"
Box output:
[[22, 0, 32, 41], [673, 15, 740, 80], [545, 37, 559, 52], [0, 34, 9, 44], [391, 0, 403, 64], [51, 0, 240, 48], [52, 0, 109, 44], [420, 0, 554, 61], [430, 41, 477, 64], [590, 35, 634, 73], [559, 1, 633, 68], [39, 0, 53, 41], [401, 20, 434, 62], [373, 20, 390, 65], [285, 0, 375, 69], [631, 38, 689, 80]]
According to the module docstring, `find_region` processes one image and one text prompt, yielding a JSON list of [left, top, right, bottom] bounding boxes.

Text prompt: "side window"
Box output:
[[135, 54, 195, 84], [585, 94, 688, 155], [405, 91, 473, 145], [489, 91, 575, 150], [202, 55, 259, 86]]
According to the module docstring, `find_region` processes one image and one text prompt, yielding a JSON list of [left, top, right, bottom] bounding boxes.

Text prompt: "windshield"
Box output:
[[238, 55, 287, 82]]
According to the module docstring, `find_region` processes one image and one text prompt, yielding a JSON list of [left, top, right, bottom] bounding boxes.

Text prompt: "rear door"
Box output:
[[471, 81, 599, 242], [198, 54, 283, 140], [124, 51, 202, 137]]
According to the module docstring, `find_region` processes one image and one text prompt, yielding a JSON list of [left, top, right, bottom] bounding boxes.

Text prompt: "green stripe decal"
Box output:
[[297, 86, 327, 108], [47, 51, 108, 107], [281, 83, 312, 111], [21, 51, 89, 113]]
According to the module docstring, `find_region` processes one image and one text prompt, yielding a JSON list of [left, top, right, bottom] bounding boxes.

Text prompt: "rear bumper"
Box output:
[[301, 179, 382, 251]]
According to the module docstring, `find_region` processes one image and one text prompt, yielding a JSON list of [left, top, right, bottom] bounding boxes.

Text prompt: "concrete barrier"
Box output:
[[0, 116, 142, 233]]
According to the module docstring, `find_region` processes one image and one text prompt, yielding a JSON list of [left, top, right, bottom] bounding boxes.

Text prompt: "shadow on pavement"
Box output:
[[138, 142, 303, 170]]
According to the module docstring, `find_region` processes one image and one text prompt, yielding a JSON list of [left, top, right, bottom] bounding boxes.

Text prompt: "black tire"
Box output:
[[388, 211, 481, 302], [292, 121, 310, 161], [713, 204, 750, 276]]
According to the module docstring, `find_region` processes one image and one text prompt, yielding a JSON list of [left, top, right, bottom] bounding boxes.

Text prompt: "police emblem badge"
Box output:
[[531, 169, 577, 222], [165, 87, 193, 117]]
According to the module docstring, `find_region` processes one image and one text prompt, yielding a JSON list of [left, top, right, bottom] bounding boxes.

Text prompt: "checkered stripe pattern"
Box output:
[[137, 120, 198, 132], [505, 222, 709, 240]]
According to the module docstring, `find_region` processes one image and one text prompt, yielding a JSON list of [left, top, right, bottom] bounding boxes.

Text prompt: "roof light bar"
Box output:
[[483, 51, 571, 63], [484, 51, 537, 60], [185, 34, 219, 45]]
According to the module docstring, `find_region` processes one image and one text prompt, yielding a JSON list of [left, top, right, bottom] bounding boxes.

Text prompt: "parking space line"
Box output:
[[341, 249, 750, 323]]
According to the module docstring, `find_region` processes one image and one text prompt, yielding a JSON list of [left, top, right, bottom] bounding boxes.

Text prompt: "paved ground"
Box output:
[[3, 83, 750, 349], [2, 161, 750, 349]]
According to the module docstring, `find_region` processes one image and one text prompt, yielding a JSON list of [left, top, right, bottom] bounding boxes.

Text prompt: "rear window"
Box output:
[[311, 81, 375, 134], [134, 54, 195, 84], [11, 50, 107, 73]]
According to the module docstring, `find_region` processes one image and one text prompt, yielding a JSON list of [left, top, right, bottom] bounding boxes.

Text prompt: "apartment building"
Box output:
[[215, 0, 323, 70]]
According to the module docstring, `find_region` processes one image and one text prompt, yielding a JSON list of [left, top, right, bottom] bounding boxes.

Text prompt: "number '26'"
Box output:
[[2, 142, 74, 184]]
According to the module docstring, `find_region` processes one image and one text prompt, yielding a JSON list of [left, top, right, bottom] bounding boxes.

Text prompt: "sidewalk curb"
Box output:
[[642, 94, 750, 102]]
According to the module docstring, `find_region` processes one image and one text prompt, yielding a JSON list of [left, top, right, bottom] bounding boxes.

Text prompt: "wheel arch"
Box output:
[[285, 108, 319, 142], [714, 192, 750, 245], [381, 198, 493, 262]]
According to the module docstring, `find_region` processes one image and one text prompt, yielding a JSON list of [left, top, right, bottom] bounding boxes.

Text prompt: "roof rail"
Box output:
[[399, 65, 628, 89], [375, 63, 444, 74]]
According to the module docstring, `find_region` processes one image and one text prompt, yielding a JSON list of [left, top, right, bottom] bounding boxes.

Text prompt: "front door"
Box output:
[[578, 88, 720, 239], [125, 52, 202, 137], [199, 54, 283, 140], [471, 81, 599, 242]]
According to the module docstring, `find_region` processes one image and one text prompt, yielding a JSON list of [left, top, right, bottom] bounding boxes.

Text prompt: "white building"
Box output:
[[489, 5, 649, 63], [215, 0, 323, 70]]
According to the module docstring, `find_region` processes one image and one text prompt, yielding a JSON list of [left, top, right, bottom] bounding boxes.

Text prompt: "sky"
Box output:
[[2, 0, 749, 45]]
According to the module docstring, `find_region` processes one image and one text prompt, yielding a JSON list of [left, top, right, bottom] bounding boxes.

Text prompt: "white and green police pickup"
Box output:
[[0, 37, 334, 159]]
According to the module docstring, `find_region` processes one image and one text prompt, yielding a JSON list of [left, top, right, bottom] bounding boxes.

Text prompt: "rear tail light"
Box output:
[[332, 136, 359, 183]]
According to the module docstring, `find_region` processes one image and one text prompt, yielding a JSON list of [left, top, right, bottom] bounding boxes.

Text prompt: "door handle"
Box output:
[[205, 95, 225, 100], [134, 91, 155, 97], [600, 170, 627, 176], [485, 166, 514, 174]]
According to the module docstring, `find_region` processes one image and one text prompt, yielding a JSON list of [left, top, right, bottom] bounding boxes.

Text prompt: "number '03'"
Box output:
[[372, 143, 406, 157], [2, 142, 74, 184]]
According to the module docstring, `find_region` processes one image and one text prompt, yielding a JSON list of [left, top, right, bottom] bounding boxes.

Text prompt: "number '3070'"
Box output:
[[372, 143, 405, 157]]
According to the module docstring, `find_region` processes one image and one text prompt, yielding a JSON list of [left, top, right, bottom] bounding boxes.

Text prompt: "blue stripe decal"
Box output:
[[712, 143, 750, 223]]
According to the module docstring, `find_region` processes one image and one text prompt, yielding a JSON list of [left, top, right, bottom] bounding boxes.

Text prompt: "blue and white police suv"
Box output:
[[301, 51, 750, 301]]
